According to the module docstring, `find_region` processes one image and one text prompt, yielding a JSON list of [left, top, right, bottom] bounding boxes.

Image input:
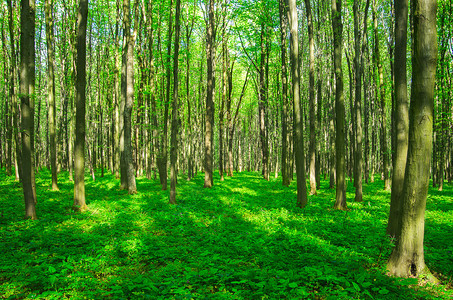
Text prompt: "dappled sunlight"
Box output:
[[1, 169, 452, 299]]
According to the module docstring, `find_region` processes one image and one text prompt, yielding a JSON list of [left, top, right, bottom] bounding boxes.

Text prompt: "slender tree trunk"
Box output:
[[170, 0, 181, 204], [329, 71, 336, 189], [279, 0, 290, 187], [353, 0, 370, 202], [123, 0, 137, 194], [387, 0, 409, 236], [289, 0, 308, 208], [73, 0, 88, 211], [387, 0, 437, 281], [8, 0, 21, 181], [204, 0, 215, 188], [45, 0, 58, 190], [258, 25, 269, 181], [305, 0, 317, 195], [219, 40, 227, 181], [20, 0, 37, 219], [332, 0, 346, 210], [373, 0, 390, 190]]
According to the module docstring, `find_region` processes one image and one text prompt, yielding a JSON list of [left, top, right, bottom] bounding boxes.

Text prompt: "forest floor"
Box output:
[[0, 168, 452, 299]]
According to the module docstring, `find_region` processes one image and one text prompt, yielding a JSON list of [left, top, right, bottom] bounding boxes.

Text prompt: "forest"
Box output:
[[0, 0, 452, 298]]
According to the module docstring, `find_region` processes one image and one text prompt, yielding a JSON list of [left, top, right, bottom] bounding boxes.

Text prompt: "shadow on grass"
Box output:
[[0, 168, 452, 299]]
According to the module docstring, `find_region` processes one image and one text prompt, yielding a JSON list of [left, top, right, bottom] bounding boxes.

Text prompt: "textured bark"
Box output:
[[204, 0, 215, 188], [123, 0, 136, 194], [279, 0, 290, 187], [387, 0, 437, 280], [258, 25, 269, 181], [332, 0, 346, 210], [373, 0, 390, 190], [228, 71, 248, 177], [20, 0, 37, 219], [305, 0, 317, 195], [170, 0, 181, 204], [387, 0, 409, 236], [8, 0, 21, 181], [353, 0, 370, 202], [185, 12, 195, 180], [219, 40, 226, 181], [45, 0, 58, 190], [289, 0, 308, 208], [329, 71, 336, 190], [73, 0, 88, 212]]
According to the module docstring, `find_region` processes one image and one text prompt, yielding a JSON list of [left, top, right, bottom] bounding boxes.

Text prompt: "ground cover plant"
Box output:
[[0, 169, 452, 299]]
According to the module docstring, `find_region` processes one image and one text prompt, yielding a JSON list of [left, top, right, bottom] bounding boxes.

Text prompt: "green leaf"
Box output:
[[378, 288, 389, 295], [289, 282, 298, 288]]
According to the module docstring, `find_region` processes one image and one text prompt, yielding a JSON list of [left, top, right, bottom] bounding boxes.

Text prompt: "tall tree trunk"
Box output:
[[20, 0, 37, 219], [387, 0, 437, 280], [45, 0, 58, 190], [219, 39, 227, 181], [353, 0, 370, 202], [279, 0, 290, 187], [204, 0, 215, 188], [387, 0, 409, 236], [8, 0, 21, 181], [373, 0, 390, 190], [122, 0, 137, 194], [170, 0, 181, 204], [73, 0, 88, 211], [289, 0, 308, 208], [305, 0, 316, 195], [329, 70, 336, 189], [185, 12, 195, 180], [332, 0, 347, 210], [258, 24, 269, 181]]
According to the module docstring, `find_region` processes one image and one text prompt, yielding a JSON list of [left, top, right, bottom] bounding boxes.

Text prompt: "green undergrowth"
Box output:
[[0, 168, 452, 299]]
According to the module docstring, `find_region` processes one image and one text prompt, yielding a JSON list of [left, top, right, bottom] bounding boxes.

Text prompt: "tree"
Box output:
[[204, 0, 215, 188], [352, 0, 370, 202], [387, 0, 437, 280], [73, 0, 88, 211], [170, 0, 181, 204], [20, 0, 37, 219], [289, 0, 308, 208], [278, 0, 290, 187], [304, 0, 316, 195], [121, 0, 137, 194], [387, 0, 409, 236], [332, 0, 346, 210], [372, 0, 390, 190], [45, 0, 58, 191]]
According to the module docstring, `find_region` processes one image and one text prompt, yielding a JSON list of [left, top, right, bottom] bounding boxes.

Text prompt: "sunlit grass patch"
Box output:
[[0, 169, 452, 299]]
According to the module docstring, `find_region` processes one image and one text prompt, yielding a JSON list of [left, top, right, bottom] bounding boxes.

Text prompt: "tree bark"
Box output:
[[289, 0, 308, 208], [279, 0, 290, 187], [8, 0, 21, 182], [353, 0, 370, 202], [332, 0, 346, 210], [126, 0, 137, 193], [45, 0, 58, 190], [305, 0, 317, 195], [20, 0, 37, 219], [73, 0, 88, 212], [372, 0, 390, 190], [204, 0, 215, 188], [259, 24, 269, 181], [387, 0, 409, 236], [387, 0, 437, 281], [170, 0, 181, 204]]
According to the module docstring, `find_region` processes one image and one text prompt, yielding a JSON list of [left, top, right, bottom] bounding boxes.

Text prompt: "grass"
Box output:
[[0, 168, 452, 299]]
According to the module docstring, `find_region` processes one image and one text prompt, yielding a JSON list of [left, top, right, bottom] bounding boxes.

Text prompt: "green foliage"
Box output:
[[0, 169, 452, 299]]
